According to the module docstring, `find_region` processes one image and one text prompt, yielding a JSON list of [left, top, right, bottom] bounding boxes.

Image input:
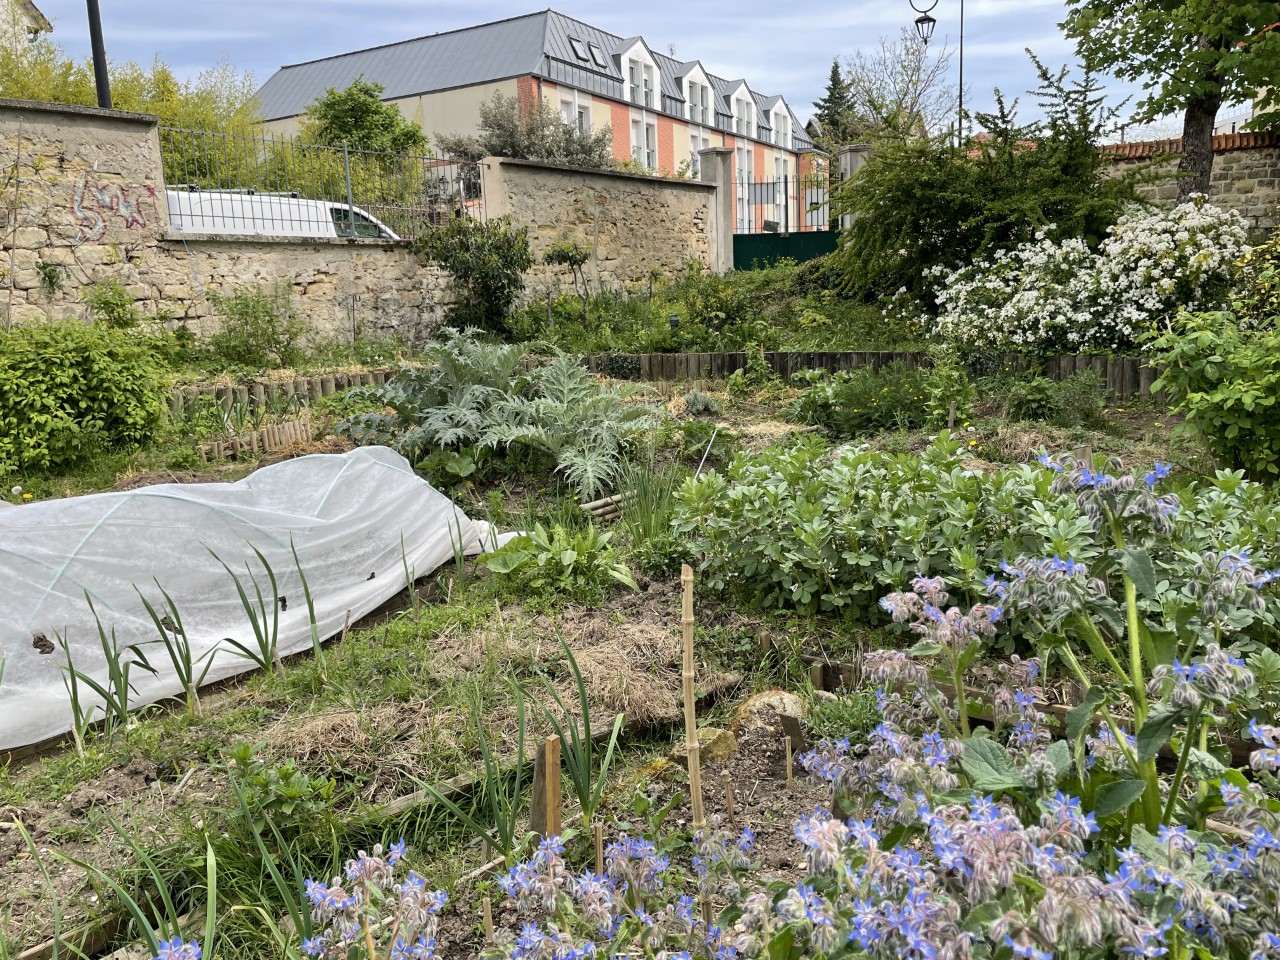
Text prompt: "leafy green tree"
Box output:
[[436, 92, 614, 169], [0, 39, 258, 131], [299, 77, 428, 152], [812, 59, 858, 147], [1062, 0, 1280, 199]]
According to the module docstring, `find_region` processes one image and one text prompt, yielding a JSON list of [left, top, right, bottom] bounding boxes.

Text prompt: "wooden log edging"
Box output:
[[197, 415, 313, 463], [582, 351, 1164, 403], [169, 367, 402, 419]]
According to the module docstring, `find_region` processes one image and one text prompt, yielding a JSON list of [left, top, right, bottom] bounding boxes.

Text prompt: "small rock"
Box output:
[[669, 727, 737, 764], [731, 689, 806, 738]]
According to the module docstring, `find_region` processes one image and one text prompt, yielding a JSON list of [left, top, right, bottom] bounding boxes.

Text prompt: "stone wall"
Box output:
[[1, 97, 449, 341], [1102, 132, 1280, 231], [480, 157, 717, 298]]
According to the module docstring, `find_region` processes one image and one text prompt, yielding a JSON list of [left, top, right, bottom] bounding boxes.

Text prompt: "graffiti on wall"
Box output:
[[69, 172, 157, 245]]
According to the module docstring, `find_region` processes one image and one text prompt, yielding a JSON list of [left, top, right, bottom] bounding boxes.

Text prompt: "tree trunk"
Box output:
[[1177, 90, 1223, 202]]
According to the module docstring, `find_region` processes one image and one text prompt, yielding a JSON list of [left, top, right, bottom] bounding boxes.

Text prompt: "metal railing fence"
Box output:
[[734, 171, 836, 234], [159, 127, 485, 241]]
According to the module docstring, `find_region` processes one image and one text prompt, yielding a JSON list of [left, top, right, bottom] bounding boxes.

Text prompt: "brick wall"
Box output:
[[1102, 132, 1280, 231]]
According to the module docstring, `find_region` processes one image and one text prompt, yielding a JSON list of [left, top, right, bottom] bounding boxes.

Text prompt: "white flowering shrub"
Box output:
[[931, 197, 1250, 353]]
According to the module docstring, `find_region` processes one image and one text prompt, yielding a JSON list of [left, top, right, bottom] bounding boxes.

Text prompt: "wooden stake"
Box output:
[[723, 770, 736, 825], [786, 735, 794, 792], [594, 820, 604, 876], [531, 735, 562, 838], [947, 399, 958, 430], [682, 564, 712, 927], [681, 564, 705, 832], [482, 899, 494, 946]]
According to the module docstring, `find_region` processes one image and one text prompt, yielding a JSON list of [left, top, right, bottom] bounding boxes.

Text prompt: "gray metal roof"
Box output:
[[256, 11, 550, 121], [255, 7, 816, 150]]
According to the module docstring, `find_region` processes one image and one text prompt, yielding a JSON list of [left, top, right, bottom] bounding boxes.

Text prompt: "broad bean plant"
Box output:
[[672, 436, 1280, 645]]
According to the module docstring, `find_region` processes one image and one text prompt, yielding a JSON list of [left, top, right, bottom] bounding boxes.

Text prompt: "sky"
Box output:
[[33, 0, 1168, 130]]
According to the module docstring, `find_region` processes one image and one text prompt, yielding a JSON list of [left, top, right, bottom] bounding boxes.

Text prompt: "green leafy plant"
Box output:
[[414, 217, 533, 335], [483, 522, 638, 604], [0, 321, 167, 472], [787, 361, 931, 437], [531, 636, 625, 827], [804, 687, 881, 745], [338, 327, 526, 460], [417, 683, 528, 864], [226, 742, 336, 834], [682, 390, 719, 416], [74, 596, 157, 743], [481, 355, 660, 498], [84, 279, 150, 330], [208, 544, 284, 676], [35, 260, 63, 295], [1004, 370, 1107, 428], [1151, 311, 1280, 479], [136, 579, 214, 717], [207, 285, 308, 370]]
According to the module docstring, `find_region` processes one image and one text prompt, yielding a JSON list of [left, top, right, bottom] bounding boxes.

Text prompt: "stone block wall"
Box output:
[[1, 97, 450, 341], [481, 157, 717, 298], [1102, 132, 1280, 232]]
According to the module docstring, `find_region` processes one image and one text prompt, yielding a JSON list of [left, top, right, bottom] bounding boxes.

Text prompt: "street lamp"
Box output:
[[908, 0, 964, 144]]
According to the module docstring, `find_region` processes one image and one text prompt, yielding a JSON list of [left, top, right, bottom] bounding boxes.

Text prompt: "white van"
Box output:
[[166, 189, 400, 241]]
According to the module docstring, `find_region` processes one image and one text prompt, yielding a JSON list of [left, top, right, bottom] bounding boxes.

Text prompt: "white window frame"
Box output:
[[773, 107, 790, 148], [559, 90, 591, 134], [621, 41, 658, 108], [729, 83, 754, 138]]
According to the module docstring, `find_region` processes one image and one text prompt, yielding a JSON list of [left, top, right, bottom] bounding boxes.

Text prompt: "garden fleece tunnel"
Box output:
[[0, 448, 502, 751]]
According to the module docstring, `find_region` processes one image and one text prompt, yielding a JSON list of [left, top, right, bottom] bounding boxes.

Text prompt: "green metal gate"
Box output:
[[733, 230, 839, 270]]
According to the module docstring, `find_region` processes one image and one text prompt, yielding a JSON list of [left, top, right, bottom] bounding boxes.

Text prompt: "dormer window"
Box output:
[[773, 110, 790, 148], [687, 81, 711, 125], [628, 59, 655, 107], [588, 43, 608, 69], [734, 96, 753, 136], [568, 36, 590, 61]]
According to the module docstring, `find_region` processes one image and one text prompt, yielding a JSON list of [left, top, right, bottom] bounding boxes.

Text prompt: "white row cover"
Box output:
[[0, 448, 497, 750]]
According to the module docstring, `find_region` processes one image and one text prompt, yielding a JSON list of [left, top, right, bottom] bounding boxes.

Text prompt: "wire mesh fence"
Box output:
[[733, 172, 836, 234], [159, 127, 485, 242]]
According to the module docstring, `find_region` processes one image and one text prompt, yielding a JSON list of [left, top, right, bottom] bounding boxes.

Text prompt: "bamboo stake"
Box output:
[[682, 564, 711, 926], [723, 770, 736, 825], [785, 736, 794, 792], [482, 899, 494, 946], [682, 564, 705, 831], [594, 820, 604, 876]]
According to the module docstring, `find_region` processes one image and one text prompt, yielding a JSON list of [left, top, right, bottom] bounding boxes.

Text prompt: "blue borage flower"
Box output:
[[153, 937, 201, 960], [1144, 462, 1172, 489], [1005, 934, 1053, 960]]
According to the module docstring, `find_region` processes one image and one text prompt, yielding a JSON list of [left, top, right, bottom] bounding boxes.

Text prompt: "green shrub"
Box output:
[[85, 279, 150, 330], [788, 361, 931, 437], [830, 60, 1137, 301], [1003, 371, 1106, 428], [0, 321, 167, 472], [207, 285, 307, 370], [414, 217, 533, 336], [1152, 311, 1280, 479]]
